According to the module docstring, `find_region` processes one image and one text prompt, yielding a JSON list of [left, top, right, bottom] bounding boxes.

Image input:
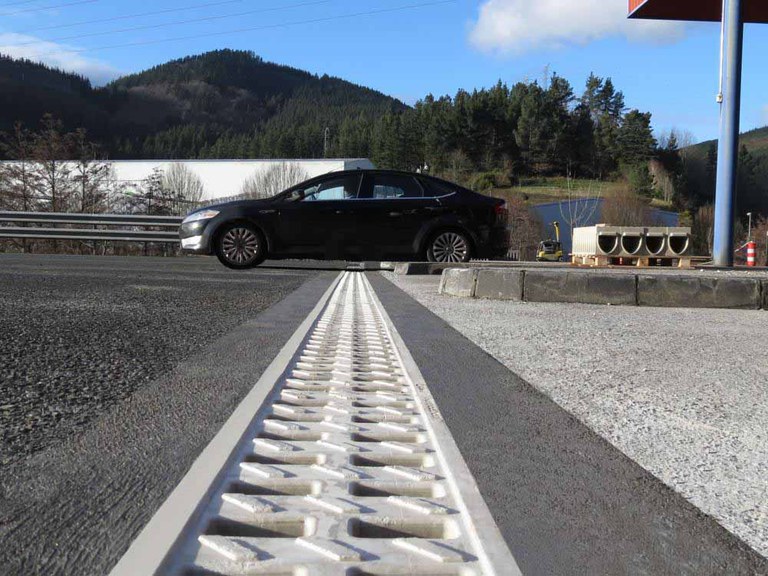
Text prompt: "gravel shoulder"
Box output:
[[383, 271, 768, 560]]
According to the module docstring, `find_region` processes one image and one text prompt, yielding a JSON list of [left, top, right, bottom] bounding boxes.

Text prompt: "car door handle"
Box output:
[[389, 211, 403, 217], [259, 209, 277, 215]]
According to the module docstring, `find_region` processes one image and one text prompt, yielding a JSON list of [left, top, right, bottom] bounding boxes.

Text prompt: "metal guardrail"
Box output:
[[0, 211, 183, 243]]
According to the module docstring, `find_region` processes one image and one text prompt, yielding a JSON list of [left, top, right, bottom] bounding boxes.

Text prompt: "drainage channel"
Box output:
[[111, 271, 519, 576]]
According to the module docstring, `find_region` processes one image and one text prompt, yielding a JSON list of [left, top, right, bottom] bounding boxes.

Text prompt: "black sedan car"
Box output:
[[180, 169, 508, 269]]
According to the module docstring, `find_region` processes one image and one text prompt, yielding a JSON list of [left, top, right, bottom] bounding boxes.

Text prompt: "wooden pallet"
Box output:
[[571, 254, 705, 269]]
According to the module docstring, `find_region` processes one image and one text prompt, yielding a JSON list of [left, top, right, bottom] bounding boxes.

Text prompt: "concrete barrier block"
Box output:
[[394, 262, 430, 275], [763, 280, 768, 310], [638, 276, 762, 309], [525, 270, 636, 306], [475, 269, 525, 301], [395, 262, 456, 275], [439, 268, 478, 298]]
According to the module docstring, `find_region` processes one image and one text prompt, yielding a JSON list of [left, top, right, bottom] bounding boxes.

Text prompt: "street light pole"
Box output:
[[712, 0, 745, 267]]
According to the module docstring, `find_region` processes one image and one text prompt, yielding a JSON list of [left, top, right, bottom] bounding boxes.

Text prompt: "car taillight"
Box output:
[[494, 202, 507, 221]]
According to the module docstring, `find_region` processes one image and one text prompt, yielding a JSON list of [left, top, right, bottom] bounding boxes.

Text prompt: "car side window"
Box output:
[[422, 178, 456, 198], [371, 175, 423, 199], [301, 175, 360, 202]]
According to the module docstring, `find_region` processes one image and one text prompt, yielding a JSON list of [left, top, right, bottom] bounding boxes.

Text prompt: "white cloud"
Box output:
[[0, 33, 119, 85], [469, 0, 687, 54]]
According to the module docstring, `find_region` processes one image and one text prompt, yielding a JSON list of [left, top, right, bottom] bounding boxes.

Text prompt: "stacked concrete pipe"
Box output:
[[573, 225, 692, 260]]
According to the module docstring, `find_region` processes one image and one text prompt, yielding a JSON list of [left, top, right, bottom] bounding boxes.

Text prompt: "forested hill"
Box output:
[[680, 126, 768, 215], [110, 50, 393, 106], [685, 126, 768, 161], [0, 54, 108, 135], [0, 54, 91, 94], [0, 49, 406, 159], [3, 49, 721, 215]]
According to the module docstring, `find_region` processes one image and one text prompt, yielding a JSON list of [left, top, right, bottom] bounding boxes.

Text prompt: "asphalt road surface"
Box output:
[[0, 254, 334, 575], [0, 254, 320, 466]]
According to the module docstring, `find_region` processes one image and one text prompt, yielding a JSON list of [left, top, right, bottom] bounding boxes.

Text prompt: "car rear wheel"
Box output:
[[427, 230, 472, 263], [215, 223, 266, 269]]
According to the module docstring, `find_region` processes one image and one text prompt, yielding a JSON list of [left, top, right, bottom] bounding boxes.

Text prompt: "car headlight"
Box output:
[[183, 210, 220, 224]]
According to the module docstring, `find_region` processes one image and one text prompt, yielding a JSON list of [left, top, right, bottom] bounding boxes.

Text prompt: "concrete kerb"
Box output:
[[525, 270, 637, 306], [764, 280, 768, 310], [638, 275, 763, 309], [439, 267, 768, 310], [395, 261, 569, 276], [474, 269, 525, 301], [439, 268, 479, 298]]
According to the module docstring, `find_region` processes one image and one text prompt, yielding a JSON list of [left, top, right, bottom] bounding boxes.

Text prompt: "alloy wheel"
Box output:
[[431, 232, 469, 263], [221, 227, 261, 265]]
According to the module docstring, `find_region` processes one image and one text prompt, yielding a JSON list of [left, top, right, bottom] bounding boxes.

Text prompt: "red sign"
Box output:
[[629, 0, 768, 23]]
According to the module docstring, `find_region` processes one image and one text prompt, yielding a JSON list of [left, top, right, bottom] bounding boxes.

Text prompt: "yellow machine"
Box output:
[[537, 222, 564, 262]]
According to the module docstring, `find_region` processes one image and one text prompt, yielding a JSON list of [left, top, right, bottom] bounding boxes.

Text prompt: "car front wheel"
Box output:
[[214, 223, 266, 269], [426, 230, 472, 263]]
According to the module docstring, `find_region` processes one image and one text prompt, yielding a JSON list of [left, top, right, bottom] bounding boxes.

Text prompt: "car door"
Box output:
[[353, 173, 443, 258], [273, 173, 362, 257]]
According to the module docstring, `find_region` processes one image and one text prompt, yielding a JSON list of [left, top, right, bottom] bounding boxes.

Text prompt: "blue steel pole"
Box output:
[[712, 0, 744, 267]]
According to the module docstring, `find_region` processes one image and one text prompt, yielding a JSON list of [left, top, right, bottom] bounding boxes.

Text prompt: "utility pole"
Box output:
[[712, 0, 744, 267]]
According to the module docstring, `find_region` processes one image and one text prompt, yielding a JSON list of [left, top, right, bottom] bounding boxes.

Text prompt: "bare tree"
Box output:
[[649, 159, 675, 204], [30, 115, 75, 213], [658, 128, 697, 152], [0, 122, 39, 212], [559, 174, 602, 231], [444, 150, 471, 186], [600, 186, 654, 226], [691, 204, 715, 256], [162, 162, 205, 213], [241, 162, 309, 199], [751, 215, 768, 266], [71, 128, 111, 213], [506, 196, 544, 261]]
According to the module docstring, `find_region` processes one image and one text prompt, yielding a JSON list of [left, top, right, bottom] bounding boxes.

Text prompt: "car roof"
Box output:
[[297, 169, 470, 190], [268, 168, 490, 203]]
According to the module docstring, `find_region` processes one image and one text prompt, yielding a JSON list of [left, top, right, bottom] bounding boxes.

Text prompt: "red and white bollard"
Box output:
[[746, 241, 757, 267]]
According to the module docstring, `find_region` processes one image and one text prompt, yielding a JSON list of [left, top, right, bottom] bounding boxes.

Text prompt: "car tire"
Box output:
[[426, 230, 472, 263], [214, 223, 266, 269]]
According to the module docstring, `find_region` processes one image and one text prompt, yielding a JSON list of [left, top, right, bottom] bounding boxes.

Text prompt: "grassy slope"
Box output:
[[483, 177, 637, 207]]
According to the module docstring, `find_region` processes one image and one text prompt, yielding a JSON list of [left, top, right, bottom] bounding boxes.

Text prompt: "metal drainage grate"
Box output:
[[113, 272, 517, 576]]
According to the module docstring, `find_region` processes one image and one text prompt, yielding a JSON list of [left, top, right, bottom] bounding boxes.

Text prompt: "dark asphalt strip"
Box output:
[[0, 271, 338, 576], [367, 273, 768, 576]]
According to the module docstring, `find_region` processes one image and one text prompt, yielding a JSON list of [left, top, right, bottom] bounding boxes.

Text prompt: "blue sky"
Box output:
[[0, 0, 766, 143]]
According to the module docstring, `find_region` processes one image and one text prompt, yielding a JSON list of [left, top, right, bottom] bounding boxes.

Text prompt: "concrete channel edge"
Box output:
[[439, 267, 767, 310], [111, 271, 519, 575], [368, 274, 523, 576]]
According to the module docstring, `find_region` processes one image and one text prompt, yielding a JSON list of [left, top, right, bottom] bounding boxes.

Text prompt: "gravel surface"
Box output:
[[383, 272, 768, 559], [0, 254, 315, 467]]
